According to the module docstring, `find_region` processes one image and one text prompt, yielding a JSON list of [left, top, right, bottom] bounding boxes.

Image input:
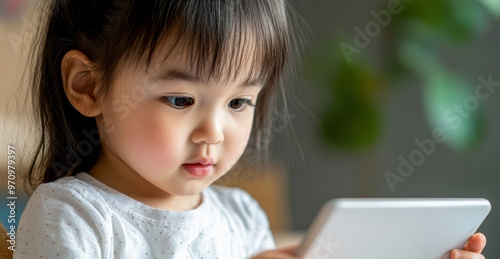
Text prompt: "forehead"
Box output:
[[144, 31, 266, 86]]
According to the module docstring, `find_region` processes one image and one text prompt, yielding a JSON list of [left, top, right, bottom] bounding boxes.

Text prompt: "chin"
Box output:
[[170, 183, 207, 197]]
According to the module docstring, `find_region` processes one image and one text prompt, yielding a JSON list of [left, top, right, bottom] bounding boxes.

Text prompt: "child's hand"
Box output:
[[450, 233, 486, 259], [251, 245, 300, 259]]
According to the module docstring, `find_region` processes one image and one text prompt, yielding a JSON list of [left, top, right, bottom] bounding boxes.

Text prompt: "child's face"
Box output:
[[92, 43, 262, 208]]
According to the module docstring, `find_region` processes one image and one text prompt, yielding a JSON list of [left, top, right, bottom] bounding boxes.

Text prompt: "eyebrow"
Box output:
[[151, 69, 264, 87]]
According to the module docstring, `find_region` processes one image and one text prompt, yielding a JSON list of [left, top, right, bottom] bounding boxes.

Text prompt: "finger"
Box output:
[[276, 244, 300, 254], [464, 233, 487, 253], [252, 250, 300, 259], [450, 249, 485, 259]]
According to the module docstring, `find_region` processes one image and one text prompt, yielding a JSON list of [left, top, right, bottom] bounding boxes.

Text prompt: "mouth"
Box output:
[[182, 159, 215, 178]]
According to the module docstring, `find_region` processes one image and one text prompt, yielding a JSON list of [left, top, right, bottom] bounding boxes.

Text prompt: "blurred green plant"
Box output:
[[310, 0, 497, 151]]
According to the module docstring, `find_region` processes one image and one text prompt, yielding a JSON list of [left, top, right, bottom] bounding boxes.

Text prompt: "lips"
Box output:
[[182, 163, 214, 177], [182, 157, 215, 177]]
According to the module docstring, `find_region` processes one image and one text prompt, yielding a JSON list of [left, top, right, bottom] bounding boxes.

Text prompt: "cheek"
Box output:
[[222, 116, 255, 168], [137, 114, 182, 162], [104, 103, 185, 172]]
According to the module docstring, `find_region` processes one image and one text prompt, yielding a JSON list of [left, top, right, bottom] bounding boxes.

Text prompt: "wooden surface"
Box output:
[[217, 163, 292, 231]]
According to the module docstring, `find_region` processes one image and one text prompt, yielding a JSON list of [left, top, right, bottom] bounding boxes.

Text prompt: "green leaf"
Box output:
[[477, 0, 500, 18], [396, 38, 440, 78], [398, 0, 450, 27], [319, 61, 382, 149], [423, 70, 485, 152], [441, 0, 487, 41], [320, 101, 380, 149], [395, 0, 487, 43]]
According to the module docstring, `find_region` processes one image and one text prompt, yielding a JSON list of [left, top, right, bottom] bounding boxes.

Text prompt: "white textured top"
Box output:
[[14, 173, 275, 259]]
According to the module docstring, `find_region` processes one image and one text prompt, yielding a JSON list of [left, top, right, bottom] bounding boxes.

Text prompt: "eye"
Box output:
[[228, 99, 255, 112], [162, 96, 194, 109]]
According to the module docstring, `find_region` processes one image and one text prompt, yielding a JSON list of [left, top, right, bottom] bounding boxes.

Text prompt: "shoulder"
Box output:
[[16, 177, 110, 258], [23, 176, 110, 219], [207, 185, 255, 201], [205, 185, 276, 253], [31, 176, 103, 201], [206, 185, 261, 212], [32, 175, 95, 195], [205, 185, 269, 228]]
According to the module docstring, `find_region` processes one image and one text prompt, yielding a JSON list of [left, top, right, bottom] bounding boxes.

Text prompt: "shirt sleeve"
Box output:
[[14, 182, 111, 259], [248, 204, 276, 256], [237, 189, 276, 257]]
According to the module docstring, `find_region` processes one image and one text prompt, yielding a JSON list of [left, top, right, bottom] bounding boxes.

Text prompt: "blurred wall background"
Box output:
[[277, 0, 500, 257]]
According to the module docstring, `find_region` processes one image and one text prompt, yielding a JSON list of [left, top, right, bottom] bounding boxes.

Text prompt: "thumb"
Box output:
[[464, 233, 486, 253]]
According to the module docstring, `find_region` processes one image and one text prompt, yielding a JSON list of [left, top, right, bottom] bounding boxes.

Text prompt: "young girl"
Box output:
[[14, 0, 486, 258]]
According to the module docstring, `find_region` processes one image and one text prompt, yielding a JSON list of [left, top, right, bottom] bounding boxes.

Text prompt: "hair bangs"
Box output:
[[116, 0, 289, 86]]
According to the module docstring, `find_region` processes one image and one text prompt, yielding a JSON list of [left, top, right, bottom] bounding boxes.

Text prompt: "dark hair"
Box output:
[[26, 0, 295, 189]]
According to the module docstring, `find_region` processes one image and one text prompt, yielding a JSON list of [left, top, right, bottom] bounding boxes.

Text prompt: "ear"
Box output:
[[61, 50, 102, 117]]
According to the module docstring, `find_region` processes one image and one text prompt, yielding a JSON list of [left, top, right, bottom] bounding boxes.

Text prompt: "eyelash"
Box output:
[[161, 96, 194, 109], [161, 96, 255, 112], [228, 99, 255, 112]]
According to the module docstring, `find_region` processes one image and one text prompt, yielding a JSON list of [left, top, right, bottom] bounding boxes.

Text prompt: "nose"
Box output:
[[190, 112, 224, 145]]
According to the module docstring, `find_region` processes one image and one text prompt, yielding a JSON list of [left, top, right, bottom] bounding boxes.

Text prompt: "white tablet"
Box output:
[[296, 198, 491, 259]]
